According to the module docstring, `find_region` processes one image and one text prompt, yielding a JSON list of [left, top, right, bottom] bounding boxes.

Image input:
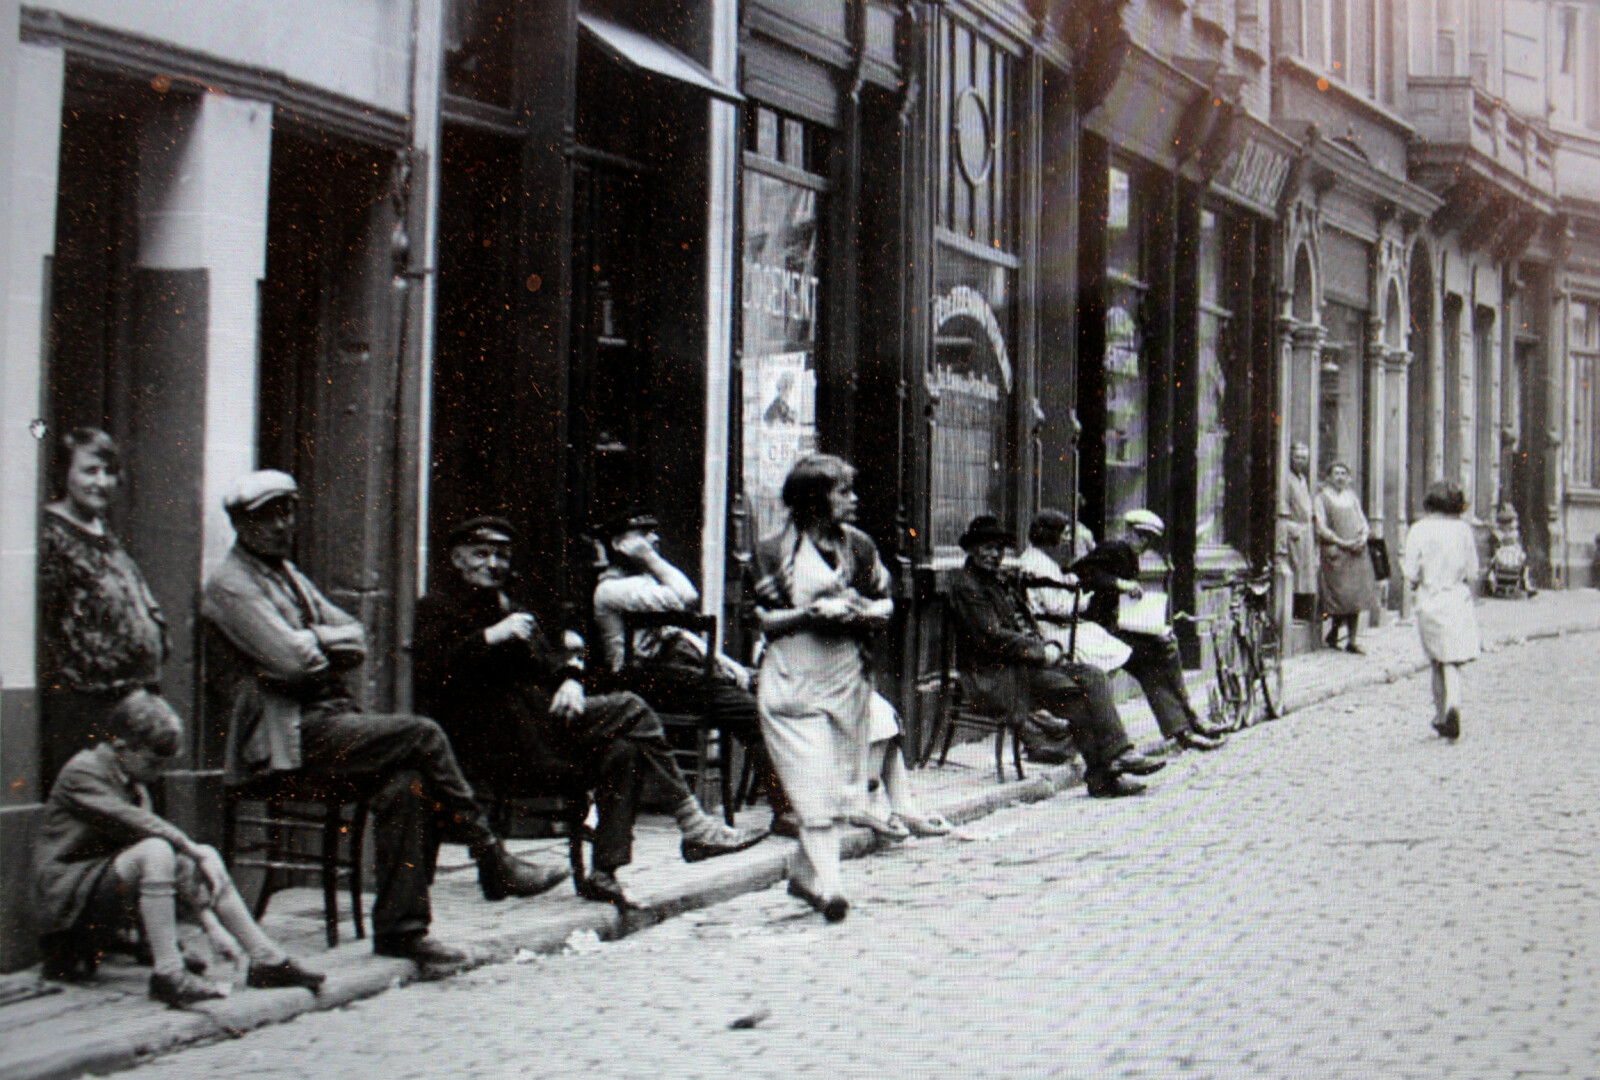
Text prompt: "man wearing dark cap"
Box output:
[[591, 510, 794, 834], [1072, 509, 1227, 751], [947, 514, 1164, 797], [413, 514, 769, 908], [202, 473, 570, 968]]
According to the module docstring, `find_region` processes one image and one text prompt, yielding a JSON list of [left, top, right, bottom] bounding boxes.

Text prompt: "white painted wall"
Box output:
[[0, 42, 64, 690], [40, 0, 411, 113]]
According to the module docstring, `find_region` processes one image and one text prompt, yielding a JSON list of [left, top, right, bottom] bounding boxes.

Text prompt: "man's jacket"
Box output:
[[947, 560, 1051, 719], [201, 546, 367, 783]]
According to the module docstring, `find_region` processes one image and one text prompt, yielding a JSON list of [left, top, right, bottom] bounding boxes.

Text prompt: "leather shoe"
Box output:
[[1110, 749, 1167, 776], [1190, 715, 1231, 739], [475, 843, 571, 901], [1086, 772, 1147, 799], [1174, 727, 1225, 752], [681, 824, 770, 863], [1434, 707, 1460, 740], [148, 970, 225, 1008], [1023, 743, 1075, 766], [246, 957, 325, 993], [576, 869, 629, 905], [374, 933, 467, 967]]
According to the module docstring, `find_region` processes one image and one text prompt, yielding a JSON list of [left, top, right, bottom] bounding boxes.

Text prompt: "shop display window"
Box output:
[[1571, 300, 1600, 487], [1104, 164, 1149, 530]]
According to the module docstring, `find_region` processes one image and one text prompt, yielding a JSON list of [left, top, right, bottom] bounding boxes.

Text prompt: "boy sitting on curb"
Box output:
[[34, 689, 325, 1007]]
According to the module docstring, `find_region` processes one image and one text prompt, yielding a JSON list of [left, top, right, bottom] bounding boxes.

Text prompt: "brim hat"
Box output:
[[448, 515, 519, 547], [1123, 509, 1166, 538], [224, 470, 299, 514], [601, 509, 662, 540], [959, 514, 1016, 551]]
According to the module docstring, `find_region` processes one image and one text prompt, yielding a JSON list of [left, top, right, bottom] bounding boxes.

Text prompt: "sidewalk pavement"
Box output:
[[4, 589, 1596, 1080]]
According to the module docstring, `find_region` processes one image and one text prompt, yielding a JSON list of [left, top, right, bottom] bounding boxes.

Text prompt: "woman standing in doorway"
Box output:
[[38, 429, 167, 787], [1314, 461, 1376, 653], [750, 454, 892, 922], [1401, 481, 1480, 739]]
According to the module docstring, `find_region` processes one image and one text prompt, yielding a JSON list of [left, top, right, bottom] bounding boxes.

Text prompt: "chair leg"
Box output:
[[935, 703, 958, 769], [1011, 727, 1026, 782], [252, 800, 280, 923], [321, 801, 341, 949], [993, 728, 1006, 784], [348, 801, 367, 942], [719, 732, 736, 827]]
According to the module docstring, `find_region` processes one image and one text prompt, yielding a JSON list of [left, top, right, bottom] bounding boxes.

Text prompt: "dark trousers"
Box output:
[[465, 690, 696, 875], [626, 666, 792, 817], [1118, 632, 1198, 739], [1026, 662, 1134, 774], [298, 710, 497, 941]]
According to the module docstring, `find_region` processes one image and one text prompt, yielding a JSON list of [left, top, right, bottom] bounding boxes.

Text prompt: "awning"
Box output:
[[577, 11, 743, 104]]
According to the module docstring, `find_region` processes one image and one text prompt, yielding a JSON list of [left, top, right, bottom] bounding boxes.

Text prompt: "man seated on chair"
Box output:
[[413, 515, 769, 908], [591, 509, 796, 837], [34, 689, 325, 1007], [1071, 509, 1226, 752], [948, 515, 1164, 798], [202, 472, 570, 970]]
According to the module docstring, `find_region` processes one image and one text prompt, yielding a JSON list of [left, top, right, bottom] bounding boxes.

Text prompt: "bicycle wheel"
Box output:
[[1208, 622, 1248, 733], [1234, 626, 1258, 727], [1255, 607, 1285, 719]]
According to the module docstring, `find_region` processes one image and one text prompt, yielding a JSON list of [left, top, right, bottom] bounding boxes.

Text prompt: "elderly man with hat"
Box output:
[[591, 510, 795, 835], [1072, 509, 1227, 751], [948, 514, 1164, 797], [413, 513, 769, 908], [201, 473, 570, 969]]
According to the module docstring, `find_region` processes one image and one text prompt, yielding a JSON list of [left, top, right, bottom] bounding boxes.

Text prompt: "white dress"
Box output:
[[1401, 515, 1481, 664]]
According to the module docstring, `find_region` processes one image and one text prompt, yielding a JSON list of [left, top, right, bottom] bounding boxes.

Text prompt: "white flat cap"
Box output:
[[224, 470, 299, 513], [1123, 509, 1165, 537]]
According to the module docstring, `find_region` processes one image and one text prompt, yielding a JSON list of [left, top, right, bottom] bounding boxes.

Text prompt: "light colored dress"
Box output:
[[1012, 546, 1133, 673], [1401, 515, 1481, 664], [755, 531, 889, 827], [1315, 486, 1376, 614]]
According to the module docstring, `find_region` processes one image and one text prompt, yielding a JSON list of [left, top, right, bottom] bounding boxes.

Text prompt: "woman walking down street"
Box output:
[[1314, 461, 1376, 653], [1402, 481, 1480, 739], [751, 454, 893, 922], [38, 429, 168, 788]]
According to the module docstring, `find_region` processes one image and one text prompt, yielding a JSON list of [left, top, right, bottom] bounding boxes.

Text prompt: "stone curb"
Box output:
[[9, 613, 1596, 1080], [1, 761, 1086, 1080]]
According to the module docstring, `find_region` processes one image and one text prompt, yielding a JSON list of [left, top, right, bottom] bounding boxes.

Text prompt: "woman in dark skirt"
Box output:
[[38, 429, 167, 787], [1314, 460, 1376, 653]]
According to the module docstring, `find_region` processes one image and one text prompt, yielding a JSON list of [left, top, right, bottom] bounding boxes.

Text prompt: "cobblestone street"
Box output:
[[110, 629, 1600, 1080]]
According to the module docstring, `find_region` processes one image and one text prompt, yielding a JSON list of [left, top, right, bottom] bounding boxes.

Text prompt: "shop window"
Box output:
[[443, 0, 516, 106], [928, 15, 1018, 555], [1195, 209, 1244, 552], [1103, 164, 1148, 531], [741, 108, 827, 542], [1571, 301, 1600, 487], [1318, 303, 1367, 483]]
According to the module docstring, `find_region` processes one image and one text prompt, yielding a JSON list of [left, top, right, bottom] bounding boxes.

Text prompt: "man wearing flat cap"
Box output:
[[413, 514, 769, 908], [1072, 509, 1227, 752], [591, 510, 794, 834], [202, 473, 570, 968], [948, 514, 1164, 798]]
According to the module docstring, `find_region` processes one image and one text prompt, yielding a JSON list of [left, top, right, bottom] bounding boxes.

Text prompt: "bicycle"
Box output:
[[1176, 570, 1285, 733]]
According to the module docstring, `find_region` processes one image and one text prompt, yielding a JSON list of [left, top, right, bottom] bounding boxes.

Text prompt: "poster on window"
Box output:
[[742, 172, 820, 542]]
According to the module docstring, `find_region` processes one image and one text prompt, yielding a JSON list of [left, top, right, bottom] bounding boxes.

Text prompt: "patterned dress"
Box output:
[[38, 509, 166, 782]]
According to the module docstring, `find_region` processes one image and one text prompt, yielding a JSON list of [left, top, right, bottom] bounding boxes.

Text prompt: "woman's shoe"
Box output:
[[246, 957, 325, 993], [1345, 642, 1365, 655], [891, 811, 952, 838], [820, 896, 849, 923], [787, 879, 825, 911], [847, 811, 910, 841], [1437, 707, 1460, 739]]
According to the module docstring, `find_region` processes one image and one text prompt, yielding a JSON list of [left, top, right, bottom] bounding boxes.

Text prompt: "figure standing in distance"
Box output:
[[1401, 481, 1481, 739], [38, 428, 168, 789], [750, 454, 892, 922], [1278, 441, 1319, 631], [1314, 461, 1376, 653]]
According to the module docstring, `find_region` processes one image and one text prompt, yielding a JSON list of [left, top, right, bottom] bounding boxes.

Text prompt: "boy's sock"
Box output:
[[138, 879, 184, 977]]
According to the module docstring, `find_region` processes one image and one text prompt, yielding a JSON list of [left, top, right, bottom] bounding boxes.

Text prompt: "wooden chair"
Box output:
[[924, 596, 1027, 783], [620, 610, 745, 824], [221, 772, 367, 948]]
